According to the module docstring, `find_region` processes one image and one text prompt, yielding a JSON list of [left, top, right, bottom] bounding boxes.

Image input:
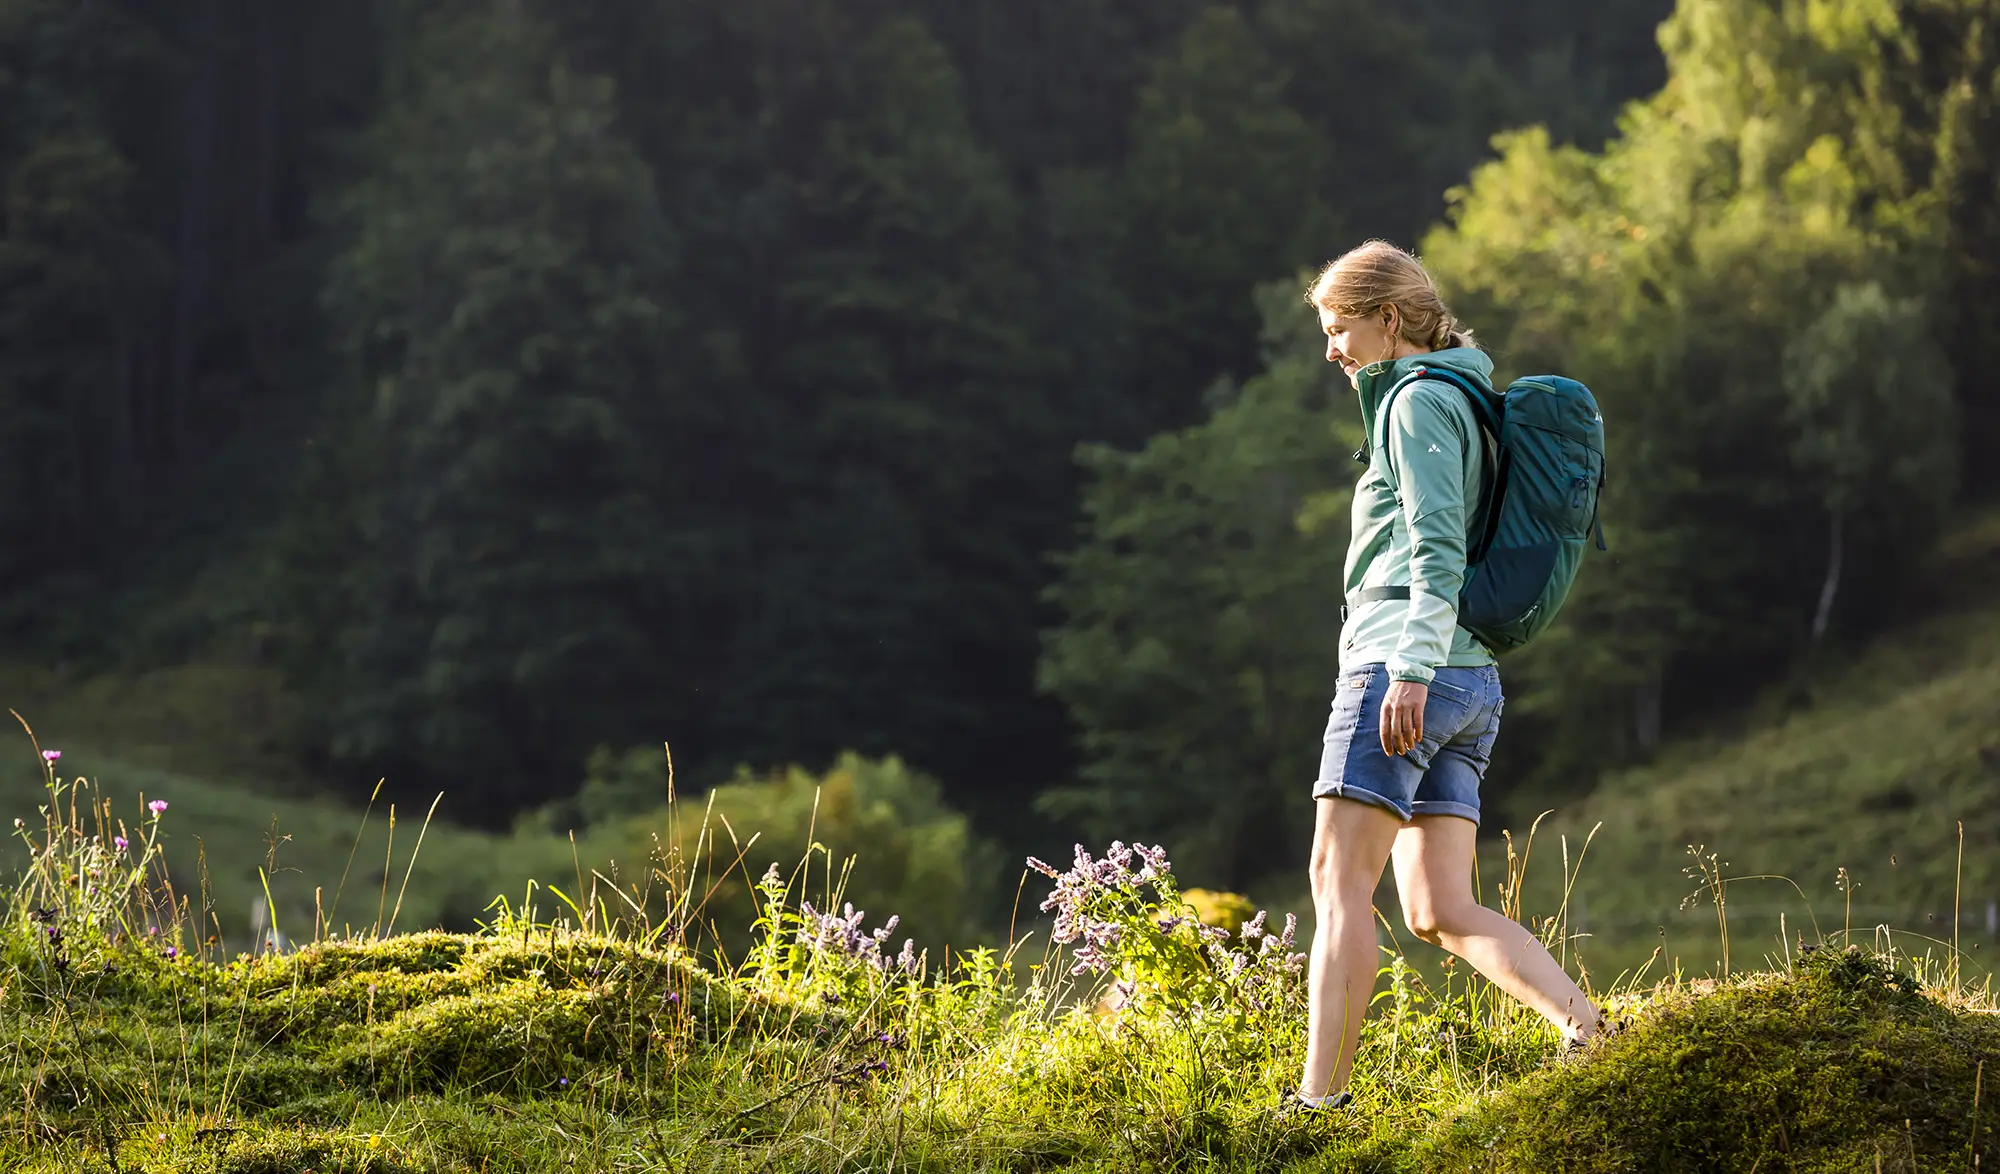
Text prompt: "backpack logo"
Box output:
[[1427, 443, 1443, 453]]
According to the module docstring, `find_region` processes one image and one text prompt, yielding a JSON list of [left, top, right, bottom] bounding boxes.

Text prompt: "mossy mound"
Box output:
[[1380, 949, 1999, 1172], [6, 931, 735, 1123]]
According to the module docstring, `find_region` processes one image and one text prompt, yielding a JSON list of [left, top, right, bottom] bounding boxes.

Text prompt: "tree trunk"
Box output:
[[1811, 510, 1843, 643]]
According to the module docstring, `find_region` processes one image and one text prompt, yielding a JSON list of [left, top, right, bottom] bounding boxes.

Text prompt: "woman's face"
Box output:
[[1318, 306, 1397, 387]]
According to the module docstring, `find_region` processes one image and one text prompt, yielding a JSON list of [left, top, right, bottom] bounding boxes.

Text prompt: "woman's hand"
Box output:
[[1379, 681, 1429, 756]]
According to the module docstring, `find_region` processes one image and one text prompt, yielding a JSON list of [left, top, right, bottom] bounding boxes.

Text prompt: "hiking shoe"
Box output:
[[1277, 1089, 1354, 1119], [1556, 1017, 1628, 1063]]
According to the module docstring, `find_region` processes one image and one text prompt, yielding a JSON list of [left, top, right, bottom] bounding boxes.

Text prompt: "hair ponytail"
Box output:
[[1307, 240, 1477, 353], [1432, 313, 1475, 351]]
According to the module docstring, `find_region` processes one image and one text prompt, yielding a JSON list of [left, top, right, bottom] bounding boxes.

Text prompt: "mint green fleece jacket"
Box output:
[[1340, 347, 1496, 684]]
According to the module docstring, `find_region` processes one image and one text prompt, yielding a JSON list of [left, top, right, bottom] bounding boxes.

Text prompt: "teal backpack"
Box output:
[[1373, 366, 1606, 654]]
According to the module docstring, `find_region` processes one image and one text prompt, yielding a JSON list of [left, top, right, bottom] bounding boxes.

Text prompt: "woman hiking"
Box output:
[[1291, 241, 1605, 1112]]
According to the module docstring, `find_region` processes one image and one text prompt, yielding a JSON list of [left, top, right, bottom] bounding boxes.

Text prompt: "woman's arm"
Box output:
[[1378, 384, 1476, 753]]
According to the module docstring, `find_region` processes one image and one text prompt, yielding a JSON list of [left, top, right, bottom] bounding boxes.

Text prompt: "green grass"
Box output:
[[1, 843, 1994, 1173], [0, 658, 573, 943], [0, 743, 577, 946], [0, 671, 999, 965]]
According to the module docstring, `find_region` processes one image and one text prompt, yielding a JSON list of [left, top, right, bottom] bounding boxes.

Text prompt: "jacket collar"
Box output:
[[1354, 347, 1496, 431]]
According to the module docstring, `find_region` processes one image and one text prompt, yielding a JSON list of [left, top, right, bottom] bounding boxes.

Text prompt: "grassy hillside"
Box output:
[[1512, 510, 2000, 985], [0, 659, 551, 942], [0, 745, 575, 947]]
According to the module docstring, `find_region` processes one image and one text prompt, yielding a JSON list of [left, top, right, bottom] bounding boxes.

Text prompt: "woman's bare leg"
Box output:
[[1298, 796, 1404, 1098], [1391, 815, 1603, 1040]]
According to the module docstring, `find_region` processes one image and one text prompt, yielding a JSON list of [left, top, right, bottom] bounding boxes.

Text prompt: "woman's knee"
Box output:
[[1401, 899, 1472, 945], [1308, 850, 1373, 909], [1400, 902, 1441, 944], [1306, 852, 1342, 906]]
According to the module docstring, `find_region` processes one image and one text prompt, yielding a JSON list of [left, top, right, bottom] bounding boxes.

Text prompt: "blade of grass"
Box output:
[[384, 792, 444, 938]]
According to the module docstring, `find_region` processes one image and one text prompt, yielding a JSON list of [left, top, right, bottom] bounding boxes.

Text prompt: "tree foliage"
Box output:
[[290, 5, 695, 808]]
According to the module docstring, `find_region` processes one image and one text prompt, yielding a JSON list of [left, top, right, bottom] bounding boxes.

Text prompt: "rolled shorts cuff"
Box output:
[[1310, 778, 1413, 822], [1408, 799, 1481, 825]]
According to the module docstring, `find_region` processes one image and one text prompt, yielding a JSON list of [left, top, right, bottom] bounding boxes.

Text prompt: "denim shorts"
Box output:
[[1312, 662, 1503, 823]]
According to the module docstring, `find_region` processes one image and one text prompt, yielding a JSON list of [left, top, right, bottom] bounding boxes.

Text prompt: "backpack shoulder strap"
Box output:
[[1372, 367, 1501, 447], [1377, 366, 1508, 563], [1406, 366, 1502, 438]]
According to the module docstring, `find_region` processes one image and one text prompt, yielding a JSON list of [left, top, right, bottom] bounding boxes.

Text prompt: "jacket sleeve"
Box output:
[[1382, 383, 1475, 685]]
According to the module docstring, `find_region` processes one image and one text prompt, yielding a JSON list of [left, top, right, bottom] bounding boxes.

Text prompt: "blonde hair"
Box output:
[[1306, 240, 1476, 352]]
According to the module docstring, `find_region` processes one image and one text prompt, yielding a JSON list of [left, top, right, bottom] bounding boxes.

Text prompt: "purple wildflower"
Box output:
[[896, 939, 920, 975], [40, 750, 59, 763], [1240, 909, 1268, 942], [665, 991, 680, 1006], [1091, 847, 1130, 886], [1278, 913, 1298, 950], [559, 1077, 568, 1087], [1157, 915, 1185, 933], [163, 946, 177, 960], [1082, 918, 1122, 951], [1133, 843, 1170, 881], [795, 900, 905, 972], [1025, 856, 1058, 878], [147, 800, 168, 816], [1114, 979, 1136, 1002], [1050, 907, 1081, 944], [113, 836, 128, 853]]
